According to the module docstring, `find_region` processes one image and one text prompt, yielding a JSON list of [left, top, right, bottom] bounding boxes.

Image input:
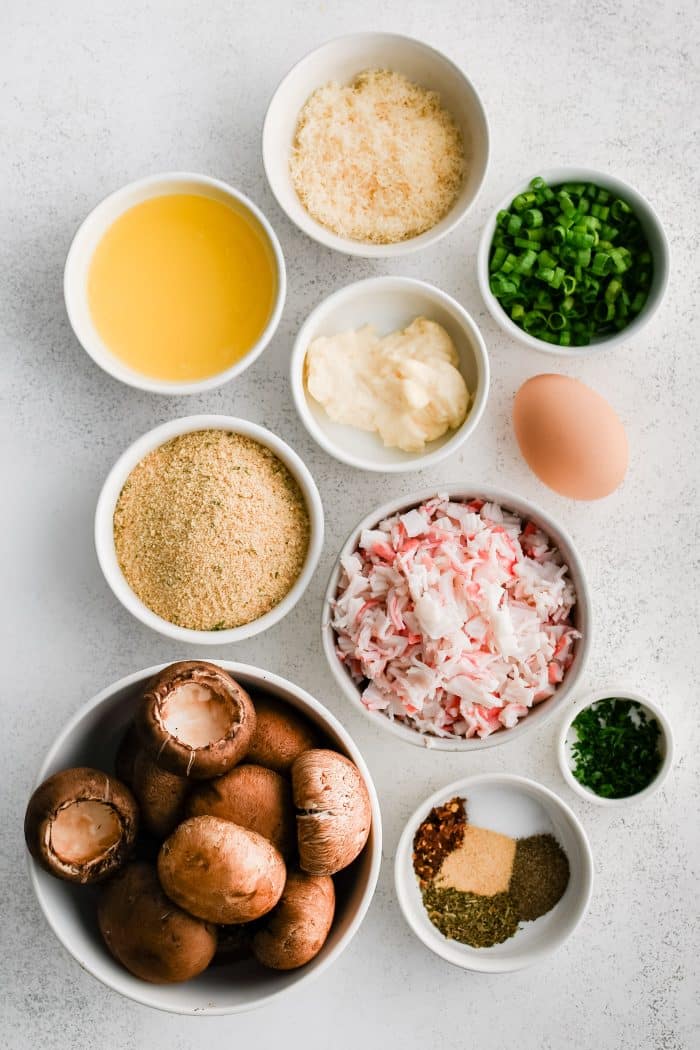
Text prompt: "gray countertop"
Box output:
[[3, 1, 698, 1047]]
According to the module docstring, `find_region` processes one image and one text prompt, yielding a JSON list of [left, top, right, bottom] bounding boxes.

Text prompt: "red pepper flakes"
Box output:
[[412, 796, 467, 887]]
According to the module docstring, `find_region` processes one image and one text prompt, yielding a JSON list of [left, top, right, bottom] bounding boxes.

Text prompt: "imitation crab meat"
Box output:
[[331, 497, 579, 739]]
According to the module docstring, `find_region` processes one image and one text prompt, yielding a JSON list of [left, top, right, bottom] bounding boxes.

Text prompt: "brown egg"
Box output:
[[513, 374, 628, 500]]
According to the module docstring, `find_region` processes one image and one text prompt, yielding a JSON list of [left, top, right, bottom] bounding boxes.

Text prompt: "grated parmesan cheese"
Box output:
[[290, 69, 467, 244]]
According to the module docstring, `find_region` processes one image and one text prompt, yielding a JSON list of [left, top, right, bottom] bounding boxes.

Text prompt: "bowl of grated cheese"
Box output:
[[263, 33, 490, 257]]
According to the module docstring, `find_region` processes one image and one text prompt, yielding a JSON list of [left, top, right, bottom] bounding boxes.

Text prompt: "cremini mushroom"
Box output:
[[114, 722, 140, 787], [98, 862, 217, 983], [252, 870, 335, 970], [247, 694, 319, 773], [186, 764, 295, 857], [157, 815, 286, 924], [292, 749, 371, 876], [136, 661, 255, 779], [131, 750, 189, 839], [24, 767, 138, 884]]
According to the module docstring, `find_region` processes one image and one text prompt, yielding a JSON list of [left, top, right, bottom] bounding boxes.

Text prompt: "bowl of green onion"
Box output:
[[477, 169, 669, 353], [557, 688, 674, 806]]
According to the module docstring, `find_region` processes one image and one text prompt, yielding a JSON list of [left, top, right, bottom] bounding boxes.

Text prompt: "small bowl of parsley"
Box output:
[[558, 689, 674, 806]]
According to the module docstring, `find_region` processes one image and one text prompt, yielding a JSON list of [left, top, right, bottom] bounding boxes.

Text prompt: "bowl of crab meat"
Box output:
[[322, 487, 591, 750]]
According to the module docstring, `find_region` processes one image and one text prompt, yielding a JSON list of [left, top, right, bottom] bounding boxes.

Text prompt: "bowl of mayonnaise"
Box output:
[[290, 276, 490, 473]]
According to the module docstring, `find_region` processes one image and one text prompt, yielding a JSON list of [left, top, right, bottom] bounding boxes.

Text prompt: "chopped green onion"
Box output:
[[592, 252, 612, 276], [488, 176, 653, 346], [523, 208, 544, 228]]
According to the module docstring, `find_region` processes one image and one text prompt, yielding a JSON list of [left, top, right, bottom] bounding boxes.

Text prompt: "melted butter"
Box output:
[[88, 193, 277, 382]]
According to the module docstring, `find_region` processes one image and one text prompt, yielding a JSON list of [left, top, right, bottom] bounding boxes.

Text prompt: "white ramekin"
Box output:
[[95, 415, 324, 643], [476, 167, 669, 356], [322, 485, 591, 750], [395, 773, 593, 972], [557, 686, 674, 806], [27, 662, 382, 1014], [290, 276, 490, 473], [263, 33, 489, 258], [64, 172, 286, 394]]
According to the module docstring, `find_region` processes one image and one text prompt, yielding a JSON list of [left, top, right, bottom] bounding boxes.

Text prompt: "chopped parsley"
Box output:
[[570, 698, 662, 799]]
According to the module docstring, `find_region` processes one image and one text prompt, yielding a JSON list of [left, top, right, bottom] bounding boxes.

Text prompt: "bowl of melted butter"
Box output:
[[65, 172, 286, 394]]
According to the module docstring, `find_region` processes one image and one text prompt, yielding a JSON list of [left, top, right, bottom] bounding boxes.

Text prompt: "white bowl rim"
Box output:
[[262, 31, 490, 258], [27, 660, 383, 1015], [95, 415, 324, 644], [321, 483, 592, 749], [557, 685, 675, 807], [64, 171, 287, 394], [394, 772, 594, 973], [476, 166, 670, 357], [290, 275, 491, 473]]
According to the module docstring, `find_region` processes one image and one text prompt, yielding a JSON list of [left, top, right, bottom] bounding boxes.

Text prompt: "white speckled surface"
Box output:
[[3, 1, 699, 1047]]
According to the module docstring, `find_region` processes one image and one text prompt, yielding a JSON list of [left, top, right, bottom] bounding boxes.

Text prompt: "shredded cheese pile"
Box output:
[[290, 69, 466, 244]]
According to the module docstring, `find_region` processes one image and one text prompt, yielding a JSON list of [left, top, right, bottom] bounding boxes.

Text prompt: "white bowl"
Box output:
[[395, 774, 593, 972], [290, 277, 490, 473], [262, 33, 489, 258], [27, 662, 382, 1014], [95, 415, 324, 644], [476, 167, 670, 356], [64, 172, 286, 394], [557, 687, 674, 806], [322, 485, 591, 750]]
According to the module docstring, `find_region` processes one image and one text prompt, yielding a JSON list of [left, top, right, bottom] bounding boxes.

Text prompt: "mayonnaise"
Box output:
[[304, 317, 469, 452]]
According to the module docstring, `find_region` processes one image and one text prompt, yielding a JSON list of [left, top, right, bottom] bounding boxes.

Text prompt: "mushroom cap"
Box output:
[[132, 750, 189, 839], [158, 815, 286, 924], [291, 750, 372, 876], [252, 870, 335, 970], [186, 764, 295, 857], [247, 694, 320, 773], [98, 862, 217, 983], [136, 661, 256, 779], [24, 767, 138, 884]]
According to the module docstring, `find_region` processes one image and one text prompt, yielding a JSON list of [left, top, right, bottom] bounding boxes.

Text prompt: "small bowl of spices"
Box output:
[[395, 774, 593, 972], [95, 416, 324, 643], [558, 688, 674, 806]]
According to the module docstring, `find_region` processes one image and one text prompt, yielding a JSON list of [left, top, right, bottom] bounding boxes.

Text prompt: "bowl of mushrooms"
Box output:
[[24, 661, 381, 1014]]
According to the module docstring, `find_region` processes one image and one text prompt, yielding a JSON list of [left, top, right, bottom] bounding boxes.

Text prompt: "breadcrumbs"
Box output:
[[113, 431, 310, 631], [290, 69, 466, 244]]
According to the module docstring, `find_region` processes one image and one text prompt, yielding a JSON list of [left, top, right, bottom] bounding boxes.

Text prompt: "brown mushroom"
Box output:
[[98, 862, 217, 983], [24, 767, 138, 884], [114, 722, 140, 787], [252, 871, 335, 970], [136, 662, 255, 779], [292, 750, 371, 876], [186, 764, 295, 857], [132, 750, 189, 839], [158, 815, 286, 924], [247, 694, 320, 773]]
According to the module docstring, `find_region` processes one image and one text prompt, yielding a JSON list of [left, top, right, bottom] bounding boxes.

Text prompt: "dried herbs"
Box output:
[[422, 885, 519, 948], [413, 796, 570, 949], [509, 834, 570, 921], [570, 698, 662, 798]]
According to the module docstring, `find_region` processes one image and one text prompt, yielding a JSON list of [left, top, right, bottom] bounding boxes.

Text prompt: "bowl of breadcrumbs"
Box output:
[[95, 416, 324, 643]]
